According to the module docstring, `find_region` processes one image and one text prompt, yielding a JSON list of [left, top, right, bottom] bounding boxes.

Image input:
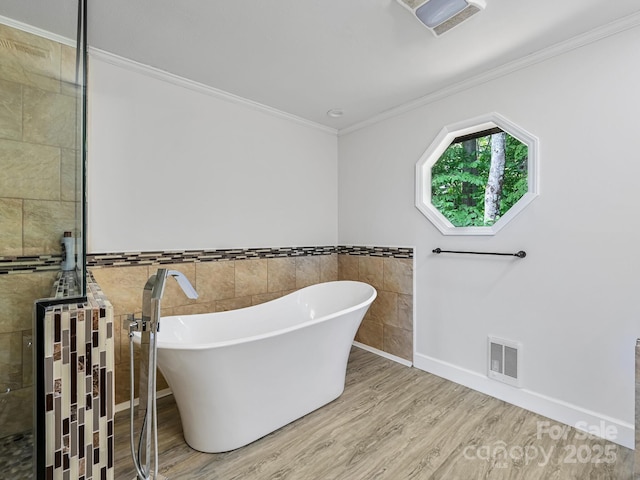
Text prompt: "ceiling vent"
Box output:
[[396, 0, 486, 36]]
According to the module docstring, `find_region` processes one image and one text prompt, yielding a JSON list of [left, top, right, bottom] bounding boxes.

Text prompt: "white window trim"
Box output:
[[415, 112, 539, 235]]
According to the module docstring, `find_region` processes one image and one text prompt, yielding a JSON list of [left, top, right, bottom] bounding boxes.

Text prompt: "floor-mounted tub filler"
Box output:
[[128, 269, 199, 480], [145, 280, 377, 454]]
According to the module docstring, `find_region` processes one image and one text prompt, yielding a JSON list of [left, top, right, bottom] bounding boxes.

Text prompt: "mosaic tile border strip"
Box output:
[[87, 246, 336, 268], [0, 246, 414, 273], [0, 255, 64, 275], [87, 245, 413, 268], [337, 245, 413, 258], [42, 275, 114, 480]]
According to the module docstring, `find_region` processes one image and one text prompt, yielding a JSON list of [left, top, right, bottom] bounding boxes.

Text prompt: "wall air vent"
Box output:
[[396, 0, 486, 36], [488, 336, 522, 387]]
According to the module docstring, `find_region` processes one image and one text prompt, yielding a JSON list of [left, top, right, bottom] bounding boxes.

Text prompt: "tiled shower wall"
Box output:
[[0, 23, 79, 257], [0, 270, 59, 437], [88, 246, 413, 406], [0, 23, 79, 438]]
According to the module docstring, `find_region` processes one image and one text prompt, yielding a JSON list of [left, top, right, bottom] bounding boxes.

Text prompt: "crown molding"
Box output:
[[0, 15, 75, 46], [3, 9, 639, 138], [339, 10, 640, 136], [0, 14, 337, 135], [88, 48, 338, 135]]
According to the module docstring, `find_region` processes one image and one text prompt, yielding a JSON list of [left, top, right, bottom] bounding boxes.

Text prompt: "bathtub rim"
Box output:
[[140, 280, 377, 351]]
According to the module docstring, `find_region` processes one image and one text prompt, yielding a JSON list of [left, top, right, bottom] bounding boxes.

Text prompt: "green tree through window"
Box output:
[[431, 129, 528, 227]]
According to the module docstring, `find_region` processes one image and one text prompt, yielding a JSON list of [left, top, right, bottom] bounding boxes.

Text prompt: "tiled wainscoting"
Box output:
[[39, 273, 115, 480], [87, 245, 413, 406], [337, 247, 413, 361]]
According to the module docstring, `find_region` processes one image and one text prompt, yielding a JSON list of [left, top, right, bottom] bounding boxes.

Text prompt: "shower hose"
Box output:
[[129, 325, 159, 480]]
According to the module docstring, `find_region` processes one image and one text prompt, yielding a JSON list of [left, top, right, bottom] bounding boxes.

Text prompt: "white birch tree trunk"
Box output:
[[484, 132, 506, 225]]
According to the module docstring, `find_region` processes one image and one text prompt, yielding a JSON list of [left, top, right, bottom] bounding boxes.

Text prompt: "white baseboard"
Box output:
[[414, 352, 633, 449], [114, 388, 173, 414], [113, 351, 632, 449], [353, 341, 413, 367]]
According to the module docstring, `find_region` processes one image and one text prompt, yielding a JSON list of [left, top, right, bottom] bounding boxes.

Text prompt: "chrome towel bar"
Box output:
[[432, 248, 526, 258]]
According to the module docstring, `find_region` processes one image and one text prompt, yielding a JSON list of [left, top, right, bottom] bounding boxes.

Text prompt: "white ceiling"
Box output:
[[1, 0, 639, 130]]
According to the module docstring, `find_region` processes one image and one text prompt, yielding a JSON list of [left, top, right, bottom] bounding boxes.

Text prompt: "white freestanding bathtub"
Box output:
[[154, 280, 376, 453]]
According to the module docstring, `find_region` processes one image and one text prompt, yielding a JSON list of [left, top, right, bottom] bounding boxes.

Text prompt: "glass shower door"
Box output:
[[0, 1, 87, 477]]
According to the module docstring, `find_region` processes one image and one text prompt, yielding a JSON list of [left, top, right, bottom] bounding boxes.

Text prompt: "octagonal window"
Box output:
[[415, 113, 539, 235]]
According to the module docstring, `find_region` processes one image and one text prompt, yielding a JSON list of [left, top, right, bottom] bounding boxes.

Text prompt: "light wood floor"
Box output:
[[113, 347, 633, 479]]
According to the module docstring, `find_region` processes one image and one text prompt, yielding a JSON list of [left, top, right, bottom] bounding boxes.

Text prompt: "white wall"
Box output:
[[338, 25, 640, 447], [88, 55, 338, 253], [87, 22, 640, 447]]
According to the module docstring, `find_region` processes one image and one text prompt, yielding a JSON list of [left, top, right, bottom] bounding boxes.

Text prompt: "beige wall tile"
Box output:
[[119, 332, 140, 366], [114, 356, 133, 406], [295, 256, 320, 289], [0, 138, 61, 200], [116, 341, 168, 405], [113, 314, 123, 366], [355, 321, 383, 351], [23, 86, 75, 149], [118, 314, 138, 372], [338, 254, 359, 281], [61, 148, 79, 202], [0, 198, 23, 256], [120, 312, 166, 403], [60, 44, 78, 97], [252, 292, 282, 305], [0, 22, 81, 264], [90, 266, 149, 317], [358, 255, 384, 291], [0, 78, 22, 140], [102, 250, 414, 404], [149, 263, 197, 310], [0, 331, 23, 390], [235, 259, 267, 297], [0, 271, 57, 333], [267, 257, 296, 292], [367, 290, 398, 326], [320, 253, 338, 282], [383, 325, 413, 361], [383, 257, 413, 295], [397, 294, 413, 332], [339, 253, 414, 359], [22, 331, 33, 387], [169, 302, 217, 316], [23, 200, 76, 255], [0, 24, 61, 92], [0, 385, 32, 436], [157, 371, 169, 392], [195, 260, 235, 302], [216, 296, 252, 312]]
